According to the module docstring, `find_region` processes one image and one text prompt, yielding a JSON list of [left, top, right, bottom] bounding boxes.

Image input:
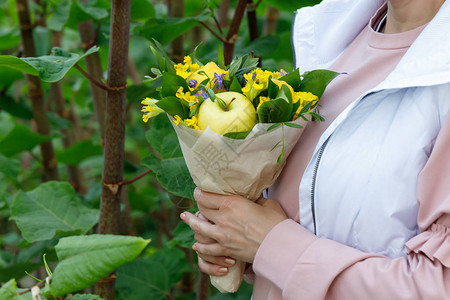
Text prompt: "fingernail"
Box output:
[[180, 213, 186, 220], [194, 188, 202, 199], [192, 244, 197, 251], [225, 258, 235, 266], [219, 267, 228, 274]]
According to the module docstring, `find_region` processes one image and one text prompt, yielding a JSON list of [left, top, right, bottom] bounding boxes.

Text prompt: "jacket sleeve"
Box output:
[[252, 114, 450, 300]]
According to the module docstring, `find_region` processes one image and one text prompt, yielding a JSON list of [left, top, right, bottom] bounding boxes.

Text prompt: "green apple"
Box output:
[[198, 91, 258, 135]]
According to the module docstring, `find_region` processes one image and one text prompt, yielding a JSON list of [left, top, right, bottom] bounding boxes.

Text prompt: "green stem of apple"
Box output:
[[226, 97, 236, 111]]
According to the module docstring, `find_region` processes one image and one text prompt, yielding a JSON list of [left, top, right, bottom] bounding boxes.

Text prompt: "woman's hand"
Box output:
[[192, 212, 237, 276], [180, 188, 287, 264]]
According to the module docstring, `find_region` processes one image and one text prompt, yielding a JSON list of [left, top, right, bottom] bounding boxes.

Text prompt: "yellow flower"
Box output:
[[185, 115, 200, 129], [176, 87, 198, 104], [295, 91, 318, 106], [183, 56, 192, 64], [292, 92, 319, 120], [176, 87, 185, 99], [188, 62, 227, 89], [173, 115, 182, 126], [190, 63, 200, 72], [257, 96, 271, 110], [141, 97, 164, 122]]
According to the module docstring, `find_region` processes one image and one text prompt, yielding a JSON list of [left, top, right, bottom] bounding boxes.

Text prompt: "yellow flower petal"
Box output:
[[173, 115, 182, 126]]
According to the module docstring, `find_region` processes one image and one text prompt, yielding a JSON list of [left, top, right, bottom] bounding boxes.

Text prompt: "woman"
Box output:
[[181, 0, 450, 298]]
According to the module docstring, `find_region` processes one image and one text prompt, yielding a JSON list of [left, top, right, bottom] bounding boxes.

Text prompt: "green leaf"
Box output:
[[0, 262, 42, 282], [267, 77, 280, 99], [155, 97, 189, 119], [0, 95, 33, 119], [143, 114, 195, 199], [161, 72, 189, 98], [136, 13, 211, 45], [229, 76, 242, 93], [149, 39, 175, 72], [267, 123, 281, 132], [0, 124, 52, 157], [56, 140, 103, 166], [299, 69, 342, 99], [130, 0, 155, 21], [47, 0, 71, 31], [0, 46, 99, 82], [223, 130, 251, 140], [169, 221, 195, 248], [0, 279, 17, 300], [217, 44, 225, 69], [0, 153, 20, 182], [258, 98, 291, 123], [11, 182, 99, 243], [145, 114, 182, 159], [264, 0, 321, 12], [235, 35, 281, 57], [67, 294, 104, 300], [65, 0, 109, 28], [0, 32, 21, 52], [142, 155, 195, 200], [50, 235, 150, 297], [284, 122, 304, 129], [279, 68, 301, 91], [116, 248, 190, 300]]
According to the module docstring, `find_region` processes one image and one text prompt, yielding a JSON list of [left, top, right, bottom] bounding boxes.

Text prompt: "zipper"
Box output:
[[310, 136, 330, 235]]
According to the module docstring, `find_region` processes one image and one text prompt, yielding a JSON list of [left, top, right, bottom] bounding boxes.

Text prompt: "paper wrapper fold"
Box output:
[[172, 116, 308, 292]]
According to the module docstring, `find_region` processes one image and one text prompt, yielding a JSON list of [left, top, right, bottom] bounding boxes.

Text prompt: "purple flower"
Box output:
[[200, 88, 209, 100], [213, 72, 226, 90], [189, 79, 197, 88]]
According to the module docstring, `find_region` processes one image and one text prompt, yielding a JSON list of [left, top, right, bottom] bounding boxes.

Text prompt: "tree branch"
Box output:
[[198, 21, 227, 43]]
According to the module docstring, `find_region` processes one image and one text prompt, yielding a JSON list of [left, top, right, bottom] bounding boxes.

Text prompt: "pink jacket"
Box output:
[[250, 0, 450, 299]]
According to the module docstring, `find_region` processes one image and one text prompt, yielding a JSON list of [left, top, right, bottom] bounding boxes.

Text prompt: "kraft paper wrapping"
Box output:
[[171, 116, 308, 293]]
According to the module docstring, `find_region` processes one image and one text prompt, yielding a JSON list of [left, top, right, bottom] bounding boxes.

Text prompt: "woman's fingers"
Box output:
[[198, 256, 229, 276], [195, 250, 236, 268], [180, 211, 221, 241], [194, 212, 216, 244]]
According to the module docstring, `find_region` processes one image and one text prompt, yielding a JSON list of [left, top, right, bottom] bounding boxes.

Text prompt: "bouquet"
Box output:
[[142, 41, 340, 293]]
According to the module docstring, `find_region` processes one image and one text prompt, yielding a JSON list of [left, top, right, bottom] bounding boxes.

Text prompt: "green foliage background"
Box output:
[[0, 0, 320, 298]]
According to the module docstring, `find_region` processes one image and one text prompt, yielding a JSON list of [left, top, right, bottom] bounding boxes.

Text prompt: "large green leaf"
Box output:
[[235, 35, 281, 57], [0, 46, 99, 82], [65, 0, 109, 28], [0, 279, 17, 299], [0, 32, 21, 52], [0, 95, 33, 120], [116, 248, 190, 300], [0, 124, 52, 157], [136, 12, 211, 45], [143, 115, 195, 199], [168, 221, 195, 248], [0, 68, 23, 90], [299, 69, 342, 99], [130, 0, 155, 21], [47, 0, 72, 31], [56, 140, 103, 166], [0, 153, 19, 183], [51, 235, 150, 296], [145, 115, 182, 158], [0, 262, 42, 282], [142, 155, 195, 200], [69, 294, 104, 300], [264, 0, 321, 12], [11, 182, 99, 243], [155, 97, 189, 120]]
